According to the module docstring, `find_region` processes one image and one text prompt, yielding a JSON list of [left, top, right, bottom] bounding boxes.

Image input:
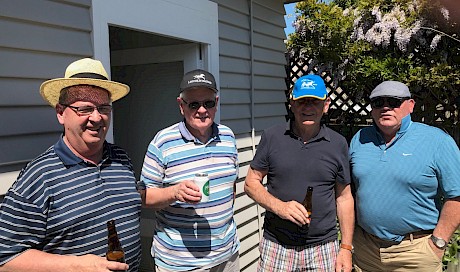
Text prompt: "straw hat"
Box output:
[[40, 58, 129, 107]]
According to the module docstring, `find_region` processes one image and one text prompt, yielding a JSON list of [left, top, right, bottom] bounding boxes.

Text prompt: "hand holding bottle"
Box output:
[[106, 220, 126, 272]]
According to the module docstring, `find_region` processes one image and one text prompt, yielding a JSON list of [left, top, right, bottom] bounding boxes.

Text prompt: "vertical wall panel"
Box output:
[[214, 0, 288, 270]]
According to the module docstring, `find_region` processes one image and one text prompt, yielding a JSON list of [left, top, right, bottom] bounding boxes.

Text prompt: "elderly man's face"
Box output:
[[178, 87, 217, 137], [290, 97, 330, 127], [57, 85, 111, 157], [371, 96, 415, 134]]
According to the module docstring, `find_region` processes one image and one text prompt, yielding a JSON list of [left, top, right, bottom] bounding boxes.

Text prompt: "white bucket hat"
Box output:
[[40, 58, 129, 107]]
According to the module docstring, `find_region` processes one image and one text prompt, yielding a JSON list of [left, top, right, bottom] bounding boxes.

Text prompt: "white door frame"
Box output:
[[91, 0, 220, 142]]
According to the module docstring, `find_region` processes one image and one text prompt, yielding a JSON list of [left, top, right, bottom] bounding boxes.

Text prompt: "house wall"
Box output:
[[214, 0, 288, 270], [0, 0, 93, 191], [0, 0, 288, 271]]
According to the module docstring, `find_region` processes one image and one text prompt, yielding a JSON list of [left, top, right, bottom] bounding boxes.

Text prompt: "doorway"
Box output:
[[109, 26, 195, 178], [109, 26, 203, 272]]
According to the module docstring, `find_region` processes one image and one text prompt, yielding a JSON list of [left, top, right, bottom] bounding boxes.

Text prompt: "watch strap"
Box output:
[[430, 235, 447, 250], [340, 243, 353, 251]]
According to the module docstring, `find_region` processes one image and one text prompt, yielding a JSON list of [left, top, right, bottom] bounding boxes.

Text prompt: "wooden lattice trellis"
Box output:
[[285, 54, 460, 144]]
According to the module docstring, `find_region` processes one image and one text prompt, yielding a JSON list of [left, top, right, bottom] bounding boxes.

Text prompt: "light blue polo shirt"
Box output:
[[140, 121, 240, 271], [350, 115, 460, 242]]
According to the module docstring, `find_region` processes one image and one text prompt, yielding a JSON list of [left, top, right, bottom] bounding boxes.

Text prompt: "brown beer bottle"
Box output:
[[106, 219, 126, 271], [302, 186, 313, 217]]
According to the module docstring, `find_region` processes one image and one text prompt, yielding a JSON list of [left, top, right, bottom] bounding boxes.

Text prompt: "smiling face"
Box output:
[[56, 85, 111, 161], [290, 97, 330, 127], [178, 87, 218, 141]]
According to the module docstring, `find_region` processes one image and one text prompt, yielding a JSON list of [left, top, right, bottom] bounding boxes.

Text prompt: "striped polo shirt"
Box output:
[[140, 121, 240, 271], [0, 137, 141, 270]]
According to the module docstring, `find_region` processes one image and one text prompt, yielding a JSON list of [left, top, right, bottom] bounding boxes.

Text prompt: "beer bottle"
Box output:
[[302, 186, 313, 217], [106, 219, 126, 271]]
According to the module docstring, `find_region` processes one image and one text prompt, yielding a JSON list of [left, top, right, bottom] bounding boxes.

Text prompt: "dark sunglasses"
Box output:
[[181, 98, 216, 110], [370, 97, 409, 109]]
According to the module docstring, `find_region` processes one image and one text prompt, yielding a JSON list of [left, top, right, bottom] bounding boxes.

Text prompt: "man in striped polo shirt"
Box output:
[[140, 69, 240, 271], [0, 58, 141, 272]]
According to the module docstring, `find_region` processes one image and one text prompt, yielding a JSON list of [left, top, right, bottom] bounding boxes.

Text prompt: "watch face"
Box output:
[[436, 239, 447, 247], [431, 235, 447, 249]]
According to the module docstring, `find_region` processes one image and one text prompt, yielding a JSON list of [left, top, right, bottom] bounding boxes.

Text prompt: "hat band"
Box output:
[[70, 72, 108, 80]]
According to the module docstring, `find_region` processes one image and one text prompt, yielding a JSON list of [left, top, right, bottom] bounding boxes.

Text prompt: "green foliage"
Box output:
[[443, 229, 460, 270], [286, 0, 460, 132], [287, 1, 460, 268]]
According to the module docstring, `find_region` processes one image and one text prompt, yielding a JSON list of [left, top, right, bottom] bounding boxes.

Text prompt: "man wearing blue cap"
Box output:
[[245, 74, 355, 271], [350, 81, 460, 271]]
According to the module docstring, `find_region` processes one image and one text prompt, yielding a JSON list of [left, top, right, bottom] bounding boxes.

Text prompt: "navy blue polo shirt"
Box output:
[[251, 122, 350, 246], [0, 137, 141, 270]]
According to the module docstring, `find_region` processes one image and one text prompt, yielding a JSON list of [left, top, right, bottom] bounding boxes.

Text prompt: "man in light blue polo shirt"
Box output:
[[350, 80, 460, 271]]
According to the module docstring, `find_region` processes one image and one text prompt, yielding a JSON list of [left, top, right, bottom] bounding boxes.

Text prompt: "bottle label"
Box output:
[[106, 250, 125, 263], [202, 180, 209, 196], [194, 173, 210, 202]]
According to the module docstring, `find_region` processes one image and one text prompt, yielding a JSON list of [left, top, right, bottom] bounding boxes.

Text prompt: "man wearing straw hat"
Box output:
[[0, 58, 141, 272]]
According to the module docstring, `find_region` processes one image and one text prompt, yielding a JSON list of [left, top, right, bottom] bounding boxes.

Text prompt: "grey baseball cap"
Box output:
[[369, 81, 411, 99]]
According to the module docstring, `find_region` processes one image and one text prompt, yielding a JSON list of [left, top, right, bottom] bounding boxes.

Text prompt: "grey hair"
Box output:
[[179, 89, 217, 100]]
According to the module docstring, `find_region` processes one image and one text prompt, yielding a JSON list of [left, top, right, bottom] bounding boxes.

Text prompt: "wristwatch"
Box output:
[[340, 243, 354, 253], [430, 235, 447, 250]]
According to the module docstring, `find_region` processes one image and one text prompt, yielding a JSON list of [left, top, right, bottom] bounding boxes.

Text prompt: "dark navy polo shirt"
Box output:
[[0, 137, 141, 270], [251, 122, 351, 246]]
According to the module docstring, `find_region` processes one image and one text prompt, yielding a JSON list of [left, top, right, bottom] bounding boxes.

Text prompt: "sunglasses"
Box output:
[[181, 98, 216, 110], [370, 97, 409, 109]]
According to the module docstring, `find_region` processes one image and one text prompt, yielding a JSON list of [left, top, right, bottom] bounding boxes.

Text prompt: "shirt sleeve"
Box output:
[[140, 140, 166, 189], [434, 133, 460, 199], [250, 130, 270, 171], [0, 188, 47, 265], [336, 136, 351, 185]]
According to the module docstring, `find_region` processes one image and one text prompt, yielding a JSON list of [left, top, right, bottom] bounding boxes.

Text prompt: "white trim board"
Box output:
[[91, 0, 220, 142], [0, 171, 19, 195]]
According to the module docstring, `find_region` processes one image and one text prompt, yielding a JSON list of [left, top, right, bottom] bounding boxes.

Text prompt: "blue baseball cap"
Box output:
[[291, 74, 327, 100]]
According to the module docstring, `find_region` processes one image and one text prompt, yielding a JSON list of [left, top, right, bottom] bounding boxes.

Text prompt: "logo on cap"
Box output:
[[300, 79, 317, 89], [193, 74, 206, 80], [188, 73, 212, 85]]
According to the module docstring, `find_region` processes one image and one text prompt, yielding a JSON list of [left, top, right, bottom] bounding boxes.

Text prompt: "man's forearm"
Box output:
[[244, 168, 283, 214], [434, 197, 460, 241], [336, 184, 355, 246], [0, 250, 124, 272], [142, 187, 176, 210]]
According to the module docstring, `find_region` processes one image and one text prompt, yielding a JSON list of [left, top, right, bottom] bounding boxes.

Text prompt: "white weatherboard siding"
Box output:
[[0, 0, 288, 271], [0, 0, 93, 193], [215, 0, 288, 270]]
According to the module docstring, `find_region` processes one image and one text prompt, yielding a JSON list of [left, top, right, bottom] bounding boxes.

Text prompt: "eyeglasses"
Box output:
[[370, 97, 409, 109], [62, 104, 112, 116], [181, 98, 216, 110]]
